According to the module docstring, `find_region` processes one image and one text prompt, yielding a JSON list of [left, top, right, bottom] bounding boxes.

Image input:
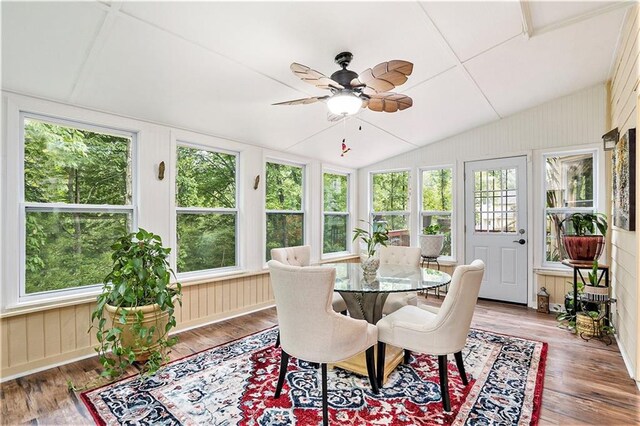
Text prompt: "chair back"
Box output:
[[267, 260, 336, 360], [379, 246, 421, 266], [432, 260, 485, 353], [270, 245, 311, 266]]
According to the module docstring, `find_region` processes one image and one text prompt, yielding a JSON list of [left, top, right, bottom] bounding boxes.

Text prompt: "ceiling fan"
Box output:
[[273, 52, 414, 120]]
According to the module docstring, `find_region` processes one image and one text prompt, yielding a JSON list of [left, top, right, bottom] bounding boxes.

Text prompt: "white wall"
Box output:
[[0, 91, 357, 313], [358, 84, 607, 307]]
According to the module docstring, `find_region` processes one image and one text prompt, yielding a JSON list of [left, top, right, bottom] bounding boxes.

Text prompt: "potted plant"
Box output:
[[352, 221, 389, 276], [561, 212, 607, 262], [584, 260, 609, 301], [419, 223, 445, 258], [90, 229, 182, 379]]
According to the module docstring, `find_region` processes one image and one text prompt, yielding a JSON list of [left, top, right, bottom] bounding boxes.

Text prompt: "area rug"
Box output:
[[81, 327, 547, 425]]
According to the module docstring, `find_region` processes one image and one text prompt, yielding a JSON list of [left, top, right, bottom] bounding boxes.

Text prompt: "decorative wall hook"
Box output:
[[254, 175, 260, 190], [158, 161, 165, 180]]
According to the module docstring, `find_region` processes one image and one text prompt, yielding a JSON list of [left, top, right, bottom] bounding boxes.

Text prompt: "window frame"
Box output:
[[541, 148, 598, 268], [418, 164, 456, 261], [321, 169, 351, 258], [264, 158, 306, 263], [369, 168, 411, 246], [18, 111, 138, 303], [174, 141, 240, 278]]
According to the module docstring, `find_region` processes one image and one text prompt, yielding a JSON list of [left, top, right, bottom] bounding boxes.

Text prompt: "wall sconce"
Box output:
[[602, 127, 619, 151]]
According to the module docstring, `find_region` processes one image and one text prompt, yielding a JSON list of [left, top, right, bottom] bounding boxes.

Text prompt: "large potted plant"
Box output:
[[419, 224, 445, 258], [352, 221, 389, 276], [561, 212, 607, 262], [90, 229, 182, 379]]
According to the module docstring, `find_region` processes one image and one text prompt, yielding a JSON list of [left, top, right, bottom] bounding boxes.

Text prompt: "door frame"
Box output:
[[463, 154, 534, 308]]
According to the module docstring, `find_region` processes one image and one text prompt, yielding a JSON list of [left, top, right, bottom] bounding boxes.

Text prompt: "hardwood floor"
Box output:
[[1, 299, 639, 425]]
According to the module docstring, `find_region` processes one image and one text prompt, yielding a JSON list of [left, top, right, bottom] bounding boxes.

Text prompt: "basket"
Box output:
[[576, 312, 603, 337]]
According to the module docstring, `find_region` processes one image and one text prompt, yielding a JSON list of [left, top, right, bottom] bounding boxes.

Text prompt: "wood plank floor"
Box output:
[[1, 298, 639, 425]]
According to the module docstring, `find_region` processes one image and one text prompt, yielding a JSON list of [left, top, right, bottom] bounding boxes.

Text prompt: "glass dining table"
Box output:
[[327, 262, 452, 383]]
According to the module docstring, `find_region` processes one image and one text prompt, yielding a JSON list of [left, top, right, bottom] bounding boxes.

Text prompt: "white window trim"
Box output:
[[541, 148, 599, 268], [17, 112, 138, 305], [321, 169, 351, 258], [369, 168, 412, 245], [174, 141, 241, 279], [417, 164, 456, 262], [264, 158, 307, 263]]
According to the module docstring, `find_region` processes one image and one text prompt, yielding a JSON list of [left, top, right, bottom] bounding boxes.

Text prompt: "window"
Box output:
[[176, 145, 238, 274], [371, 170, 410, 246], [544, 151, 595, 263], [473, 168, 518, 233], [22, 115, 134, 297], [265, 161, 304, 260], [323, 172, 349, 254], [420, 167, 454, 257]]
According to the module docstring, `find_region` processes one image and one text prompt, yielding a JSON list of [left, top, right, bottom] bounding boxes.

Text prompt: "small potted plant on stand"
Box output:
[[419, 224, 445, 259], [352, 221, 389, 277], [561, 212, 607, 262], [90, 228, 182, 380]]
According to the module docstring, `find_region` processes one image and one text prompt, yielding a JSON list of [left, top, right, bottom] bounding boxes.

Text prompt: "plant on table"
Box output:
[[560, 212, 607, 261], [420, 223, 445, 258], [90, 228, 182, 380], [352, 221, 388, 275]]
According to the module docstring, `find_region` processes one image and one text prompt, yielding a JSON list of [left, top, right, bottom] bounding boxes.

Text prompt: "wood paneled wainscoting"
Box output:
[[0, 256, 361, 381]]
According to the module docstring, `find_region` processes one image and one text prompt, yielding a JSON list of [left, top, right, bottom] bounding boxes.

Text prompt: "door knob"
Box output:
[[513, 239, 526, 245]]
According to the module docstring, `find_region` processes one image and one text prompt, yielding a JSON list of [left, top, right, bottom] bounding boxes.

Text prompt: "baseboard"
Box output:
[[615, 332, 637, 382]]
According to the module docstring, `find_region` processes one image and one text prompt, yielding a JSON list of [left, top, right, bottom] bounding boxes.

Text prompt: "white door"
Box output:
[[465, 156, 528, 304]]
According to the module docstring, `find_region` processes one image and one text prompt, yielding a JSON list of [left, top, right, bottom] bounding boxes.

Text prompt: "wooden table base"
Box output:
[[331, 345, 404, 385]]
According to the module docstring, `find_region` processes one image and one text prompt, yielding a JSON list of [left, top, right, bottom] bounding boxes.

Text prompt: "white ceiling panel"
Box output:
[[119, 1, 456, 92], [529, 1, 616, 29], [73, 14, 332, 151], [287, 117, 415, 168], [465, 7, 625, 117], [1, 2, 105, 99], [362, 67, 498, 146], [420, 1, 523, 61]]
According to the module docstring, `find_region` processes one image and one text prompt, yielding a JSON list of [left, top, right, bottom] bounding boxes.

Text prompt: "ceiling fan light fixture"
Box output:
[[327, 92, 362, 116]]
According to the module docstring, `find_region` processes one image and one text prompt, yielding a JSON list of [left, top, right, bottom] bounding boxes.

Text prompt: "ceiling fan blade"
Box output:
[[272, 96, 329, 106], [291, 63, 344, 90], [367, 92, 413, 112], [356, 60, 414, 93]]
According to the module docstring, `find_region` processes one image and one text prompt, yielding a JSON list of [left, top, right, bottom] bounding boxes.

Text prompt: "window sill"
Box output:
[[178, 269, 269, 287], [319, 253, 359, 263], [1, 290, 102, 318], [533, 265, 573, 276]]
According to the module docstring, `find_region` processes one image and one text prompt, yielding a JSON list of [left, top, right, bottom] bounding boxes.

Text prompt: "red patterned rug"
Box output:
[[81, 327, 546, 425]]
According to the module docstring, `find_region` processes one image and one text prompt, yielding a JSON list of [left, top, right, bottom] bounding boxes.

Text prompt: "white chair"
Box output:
[[271, 246, 348, 314], [267, 261, 379, 426], [376, 260, 485, 412], [379, 246, 421, 315]]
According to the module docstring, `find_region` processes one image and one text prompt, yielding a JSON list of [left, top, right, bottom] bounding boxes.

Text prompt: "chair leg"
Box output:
[[404, 350, 411, 364], [438, 355, 451, 412], [376, 342, 386, 388], [321, 363, 328, 426], [365, 346, 379, 394], [274, 350, 289, 398], [274, 331, 280, 348], [454, 351, 468, 386], [309, 362, 319, 369]]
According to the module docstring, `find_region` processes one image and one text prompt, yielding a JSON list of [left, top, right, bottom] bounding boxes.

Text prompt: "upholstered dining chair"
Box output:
[[267, 261, 379, 426], [375, 260, 485, 412], [378, 246, 421, 315], [271, 245, 348, 314]]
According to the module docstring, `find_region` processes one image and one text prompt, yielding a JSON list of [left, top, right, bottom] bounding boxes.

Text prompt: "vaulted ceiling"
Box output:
[[2, 1, 630, 168]]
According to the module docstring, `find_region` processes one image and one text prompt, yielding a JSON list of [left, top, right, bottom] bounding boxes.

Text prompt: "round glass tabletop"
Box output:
[[328, 263, 451, 293]]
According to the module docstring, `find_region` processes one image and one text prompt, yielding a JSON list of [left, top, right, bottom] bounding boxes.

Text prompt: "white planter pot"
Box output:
[[419, 234, 444, 258]]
